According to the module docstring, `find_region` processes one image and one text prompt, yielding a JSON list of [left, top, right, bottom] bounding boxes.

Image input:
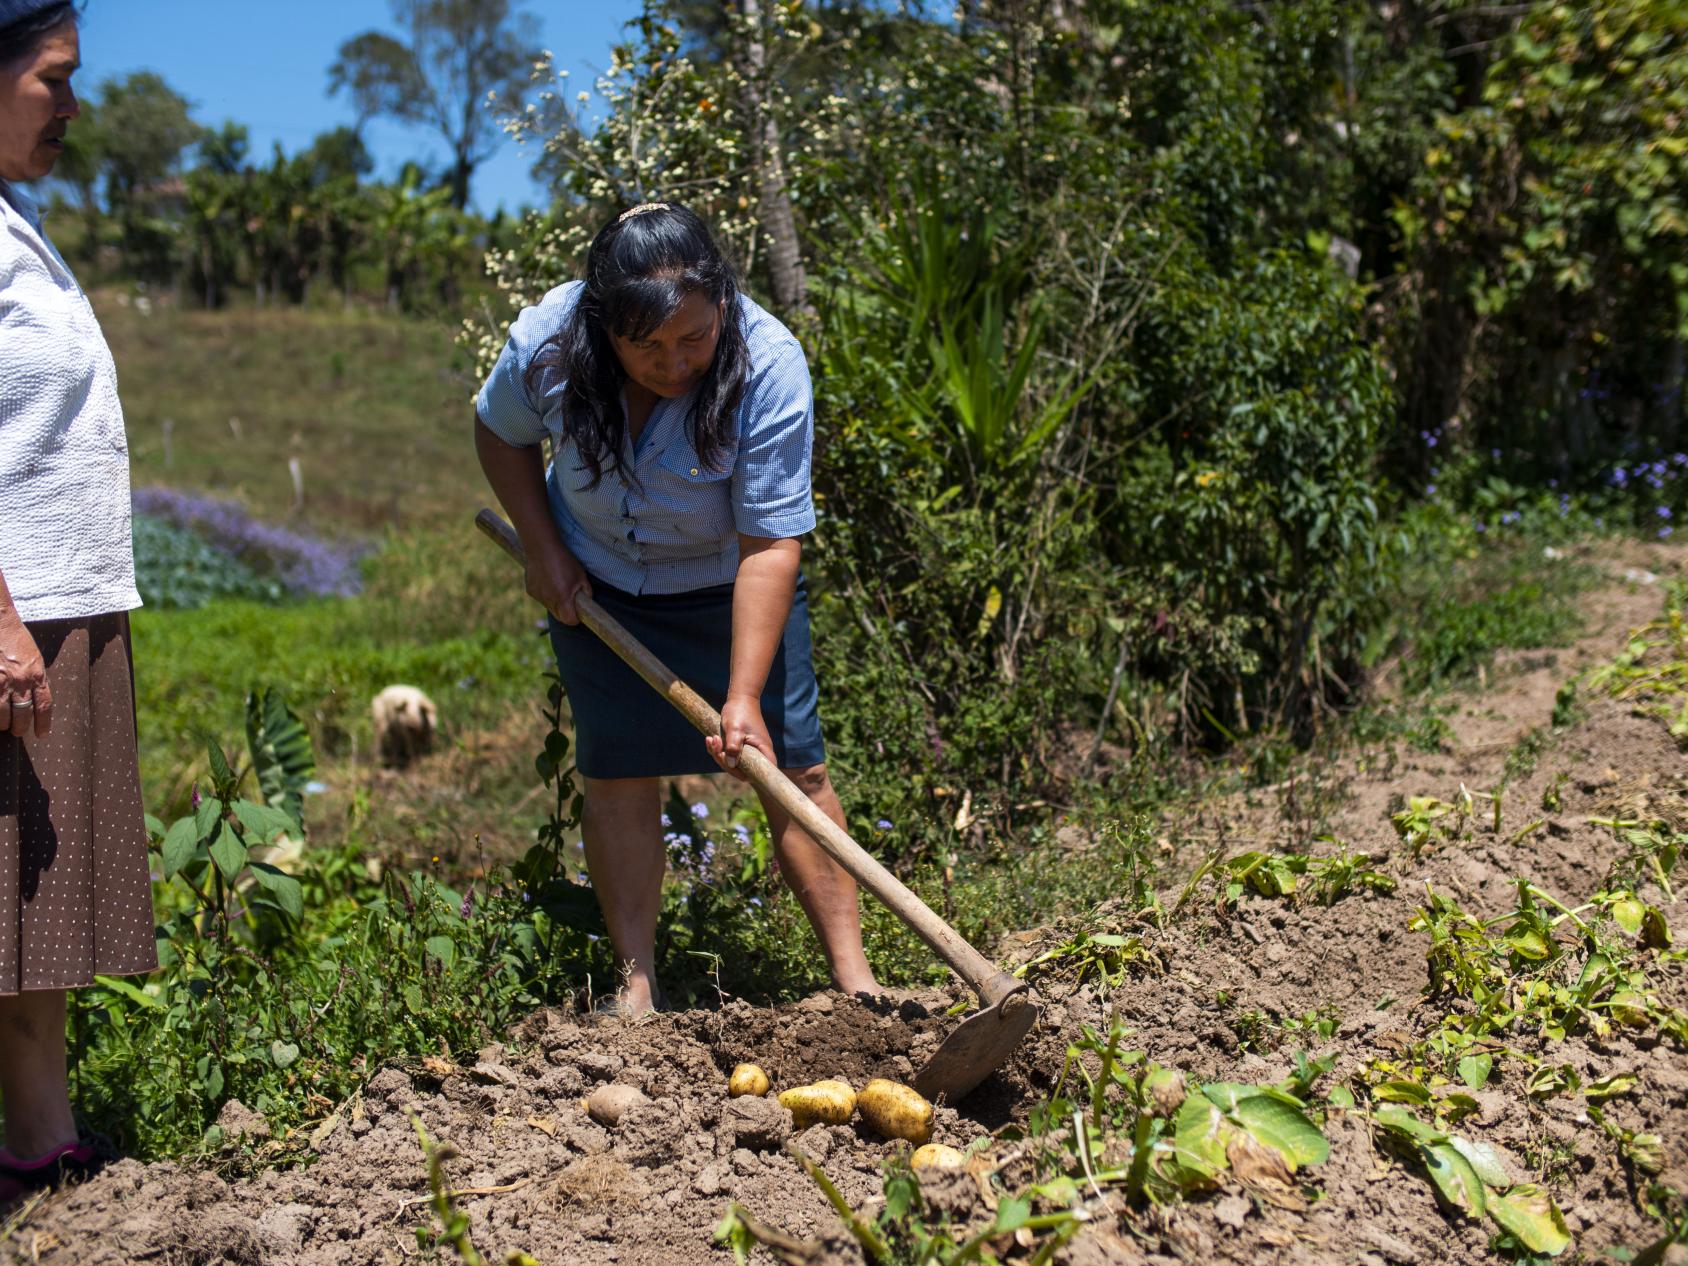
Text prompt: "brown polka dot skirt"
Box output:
[[0, 613, 157, 995]]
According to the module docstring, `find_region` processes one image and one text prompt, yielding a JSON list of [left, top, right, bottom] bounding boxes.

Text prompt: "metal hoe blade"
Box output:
[[913, 991, 1040, 1102]]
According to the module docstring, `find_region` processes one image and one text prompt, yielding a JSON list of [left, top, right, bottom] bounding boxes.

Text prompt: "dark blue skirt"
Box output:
[[548, 574, 827, 779]]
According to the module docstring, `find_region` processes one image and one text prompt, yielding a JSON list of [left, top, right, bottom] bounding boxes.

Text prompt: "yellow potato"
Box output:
[[910, 1144, 966, 1170], [728, 1063, 771, 1097], [777, 1078, 857, 1128], [857, 1078, 934, 1146]]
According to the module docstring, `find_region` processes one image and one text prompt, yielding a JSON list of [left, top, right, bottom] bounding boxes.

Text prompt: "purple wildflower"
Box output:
[[690, 802, 709, 819], [660, 812, 671, 827], [1658, 507, 1673, 519], [132, 487, 366, 597], [460, 889, 475, 919], [876, 819, 893, 831]]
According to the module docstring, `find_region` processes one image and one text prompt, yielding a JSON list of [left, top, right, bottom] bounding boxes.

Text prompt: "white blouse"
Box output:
[[0, 180, 140, 622]]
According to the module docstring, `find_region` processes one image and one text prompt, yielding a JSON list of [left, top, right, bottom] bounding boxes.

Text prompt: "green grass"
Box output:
[[1383, 512, 1598, 692], [99, 293, 486, 534], [132, 524, 546, 817]]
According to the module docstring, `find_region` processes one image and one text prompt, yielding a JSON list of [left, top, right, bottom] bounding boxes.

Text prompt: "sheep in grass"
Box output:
[[372, 684, 437, 768]]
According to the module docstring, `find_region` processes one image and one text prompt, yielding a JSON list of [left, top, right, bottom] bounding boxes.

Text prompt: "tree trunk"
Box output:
[[735, 0, 811, 316], [448, 150, 472, 212]]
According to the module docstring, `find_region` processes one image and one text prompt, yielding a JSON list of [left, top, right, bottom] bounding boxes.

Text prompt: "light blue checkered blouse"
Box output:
[[476, 281, 816, 595]]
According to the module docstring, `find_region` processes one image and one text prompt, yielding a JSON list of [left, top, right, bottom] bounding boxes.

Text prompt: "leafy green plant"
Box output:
[[409, 1114, 484, 1265], [132, 514, 285, 609], [1581, 586, 1688, 746], [1218, 845, 1394, 907], [1369, 1106, 1571, 1258], [1392, 796, 1458, 858]]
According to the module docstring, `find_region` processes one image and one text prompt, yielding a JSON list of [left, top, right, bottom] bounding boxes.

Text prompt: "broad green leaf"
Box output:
[[1578, 952, 1612, 989], [424, 935, 457, 968], [1585, 1072, 1638, 1103], [208, 822, 248, 882], [1612, 897, 1645, 934], [1640, 907, 1671, 949], [194, 796, 221, 840], [205, 736, 234, 786], [246, 687, 315, 831], [1627, 1134, 1664, 1175], [974, 585, 1002, 640], [1449, 1136, 1511, 1188], [1506, 926, 1551, 960], [94, 974, 163, 1010], [143, 813, 166, 840], [1608, 990, 1651, 1027], [1029, 1175, 1080, 1206], [1423, 1142, 1487, 1217], [403, 983, 425, 1015], [1457, 1054, 1493, 1089], [1373, 1079, 1433, 1105], [1228, 1094, 1329, 1169], [162, 818, 200, 880], [233, 800, 291, 845], [270, 1040, 299, 1070], [1201, 1083, 1267, 1113], [1373, 1106, 1445, 1145], [994, 1195, 1031, 1232], [248, 862, 304, 919], [1487, 1185, 1571, 1256], [1166, 1094, 1228, 1182], [1441, 1092, 1480, 1120]]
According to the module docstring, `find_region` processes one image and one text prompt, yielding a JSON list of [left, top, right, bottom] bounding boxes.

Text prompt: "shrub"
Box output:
[[132, 513, 284, 609]]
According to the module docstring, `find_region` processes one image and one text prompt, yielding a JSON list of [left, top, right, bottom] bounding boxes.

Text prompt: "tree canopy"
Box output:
[[327, 0, 542, 210]]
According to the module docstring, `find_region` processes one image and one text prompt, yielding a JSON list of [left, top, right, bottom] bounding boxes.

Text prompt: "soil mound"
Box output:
[[5, 544, 1685, 1265]]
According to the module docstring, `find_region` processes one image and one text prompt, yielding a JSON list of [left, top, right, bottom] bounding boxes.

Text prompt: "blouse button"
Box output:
[[689, 467, 699, 476]]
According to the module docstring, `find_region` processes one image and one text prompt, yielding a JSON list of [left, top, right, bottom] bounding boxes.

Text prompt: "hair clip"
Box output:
[[618, 202, 672, 223]]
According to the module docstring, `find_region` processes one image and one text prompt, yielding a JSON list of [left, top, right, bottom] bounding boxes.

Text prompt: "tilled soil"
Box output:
[[5, 542, 1687, 1266]]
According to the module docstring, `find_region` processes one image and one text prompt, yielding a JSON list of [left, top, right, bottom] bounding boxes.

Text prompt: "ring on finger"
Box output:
[[9, 695, 32, 711]]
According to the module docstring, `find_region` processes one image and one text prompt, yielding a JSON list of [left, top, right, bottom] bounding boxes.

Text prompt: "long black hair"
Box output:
[[530, 202, 750, 489], [0, 2, 77, 67]]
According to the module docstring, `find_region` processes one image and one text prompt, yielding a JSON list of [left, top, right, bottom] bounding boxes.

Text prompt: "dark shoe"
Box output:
[[0, 1140, 99, 1193]]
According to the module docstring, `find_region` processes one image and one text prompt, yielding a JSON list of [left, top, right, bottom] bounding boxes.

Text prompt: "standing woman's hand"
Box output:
[[709, 693, 774, 782], [0, 615, 52, 738], [526, 543, 594, 627]]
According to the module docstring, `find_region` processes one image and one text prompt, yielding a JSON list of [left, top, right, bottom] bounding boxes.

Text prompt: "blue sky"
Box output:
[[77, 0, 643, 215]]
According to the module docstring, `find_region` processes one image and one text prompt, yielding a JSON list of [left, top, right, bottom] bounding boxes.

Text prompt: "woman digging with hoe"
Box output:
[[475, 203, 880, 1017], [0, 0, 158, 1201]]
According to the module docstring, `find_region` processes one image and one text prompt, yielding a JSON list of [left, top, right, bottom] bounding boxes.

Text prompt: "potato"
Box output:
[[585, 1083, 649, 1128], [777, 1078, 857, 1128], [910, 1144, 966, 1170], [728, 1063, 771, 1098], [857, 1078, 934, 1146]]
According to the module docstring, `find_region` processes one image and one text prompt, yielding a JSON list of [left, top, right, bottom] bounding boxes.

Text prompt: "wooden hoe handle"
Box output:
[[475, 508, 1023, 1008]]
